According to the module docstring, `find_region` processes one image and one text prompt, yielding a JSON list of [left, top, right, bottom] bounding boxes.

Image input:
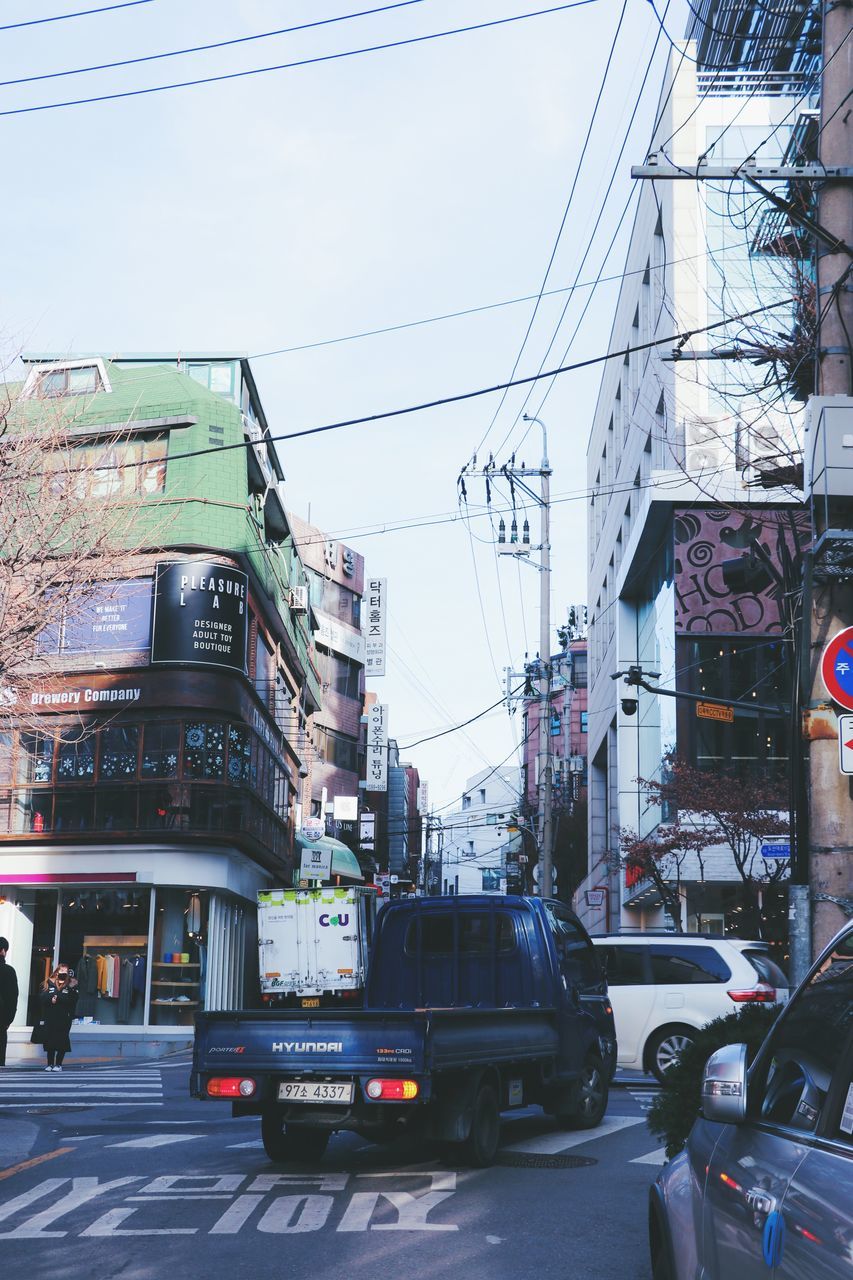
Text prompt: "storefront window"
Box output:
[[58, 889, 151, 1028], [54, 791, 94, 831], [227, 725, 251, 782], [17, 733, 54, 784], [57, 729, 95, 782], [141, 723, 180, 778], [99, 726, 139, 779], [183, 722, 225, 778]]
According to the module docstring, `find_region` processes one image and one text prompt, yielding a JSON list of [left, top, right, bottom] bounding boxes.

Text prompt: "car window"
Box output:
[[545, 905, 602, 988], [596, 945, 647, 985], [647, 945, 731, 984], [752, 945, 853, 1138], [403, 912, 516, 957], [742, 950, 789, 989]]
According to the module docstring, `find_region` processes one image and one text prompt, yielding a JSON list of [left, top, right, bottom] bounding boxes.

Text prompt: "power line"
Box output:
[[249, 239, 755, 360], [13, 294, 796, 484], [0, 1, 428, 90], [399, 685, 523, 749], [0, 1, 153, 32], [0, 1, 600, 119], [472, 0, 630, 457]]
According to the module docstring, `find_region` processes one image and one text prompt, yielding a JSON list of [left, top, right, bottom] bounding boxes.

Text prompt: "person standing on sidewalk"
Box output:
[[39, 966, 78, 1071], [0, 937, 18, 1067]]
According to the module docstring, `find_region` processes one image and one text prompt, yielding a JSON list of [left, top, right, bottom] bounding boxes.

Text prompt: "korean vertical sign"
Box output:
[[364, 578, 387, 677], [366, 703, 388, 792]]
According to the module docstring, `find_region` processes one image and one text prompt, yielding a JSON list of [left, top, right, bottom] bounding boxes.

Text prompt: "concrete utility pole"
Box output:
[[534, 421, 554, 900], [804, 0, 853, 960], [480, 416, 554, 896]]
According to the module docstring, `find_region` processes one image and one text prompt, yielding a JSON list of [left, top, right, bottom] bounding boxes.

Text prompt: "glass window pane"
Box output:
[[66, 365, 99, 394], [755, 948, 853, 1136], [0, 733, 13, 785], [57, 730, 95, 782], [17, 733, 54, 784], [99, 726, 139, 779], [183, 722, 225, 779], [141, 723, 180, 778], [227, 725, 251, 782], [54, 792, 94, 831], [599, 945, 647, 985], [648, 945, 731, 983]]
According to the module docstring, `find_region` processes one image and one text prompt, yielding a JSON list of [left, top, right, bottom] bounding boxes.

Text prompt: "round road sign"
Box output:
[[820, 627, 853, 711]]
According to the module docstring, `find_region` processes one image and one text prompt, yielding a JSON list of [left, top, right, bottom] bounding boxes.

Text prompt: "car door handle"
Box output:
[[746, 1188, 778, 1216]]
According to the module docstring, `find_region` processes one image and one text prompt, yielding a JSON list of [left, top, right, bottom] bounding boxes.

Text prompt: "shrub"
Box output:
[[647, 1004, 781, 1158]]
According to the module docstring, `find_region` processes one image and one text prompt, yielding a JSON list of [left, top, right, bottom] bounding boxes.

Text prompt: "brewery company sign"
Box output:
[[151, 561, 249, 674]]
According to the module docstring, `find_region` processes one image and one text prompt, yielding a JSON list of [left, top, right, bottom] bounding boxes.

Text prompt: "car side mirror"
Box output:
[[701, 1042, 747, 1124]]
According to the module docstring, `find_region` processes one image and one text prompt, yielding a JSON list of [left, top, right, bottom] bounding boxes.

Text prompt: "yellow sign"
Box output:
[[697, 701, 735, 724]]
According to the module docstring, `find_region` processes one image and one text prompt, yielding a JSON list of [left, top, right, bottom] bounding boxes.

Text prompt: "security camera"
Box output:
[[621, 697, 639, 716]]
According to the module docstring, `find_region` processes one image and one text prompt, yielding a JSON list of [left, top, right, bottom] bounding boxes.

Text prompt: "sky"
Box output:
[[1, 0, 689, 810]]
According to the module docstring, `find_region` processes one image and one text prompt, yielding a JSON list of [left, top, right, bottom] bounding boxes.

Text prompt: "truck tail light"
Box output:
[[207, 1077, 257, 1098], [727, 983, 775, 1004], [365, 1078, 419, 1101]]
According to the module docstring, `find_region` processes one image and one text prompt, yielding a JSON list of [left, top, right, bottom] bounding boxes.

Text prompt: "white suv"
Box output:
[[592, 934, 790, 1082]]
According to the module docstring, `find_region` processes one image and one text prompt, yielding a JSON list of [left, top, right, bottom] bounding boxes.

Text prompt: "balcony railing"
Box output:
[[0, 782, 292, 864]]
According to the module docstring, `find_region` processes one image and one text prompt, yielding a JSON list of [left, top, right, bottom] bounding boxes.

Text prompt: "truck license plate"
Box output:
[[301, 998, 320, 1008], [278, 1081, 354, 1104]]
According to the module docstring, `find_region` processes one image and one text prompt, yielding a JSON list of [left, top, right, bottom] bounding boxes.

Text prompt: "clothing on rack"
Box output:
[[117, 958, 134, 1023], [131, 955, 147, 1002], [74, 954, 98, 1018]]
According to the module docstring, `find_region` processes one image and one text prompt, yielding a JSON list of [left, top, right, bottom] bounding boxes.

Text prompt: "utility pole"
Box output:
[[803, 0, 853, 962], [467, 416, 554, 896]]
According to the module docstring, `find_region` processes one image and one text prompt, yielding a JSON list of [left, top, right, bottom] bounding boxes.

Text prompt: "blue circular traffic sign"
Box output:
[[821, 627, 853, 711]]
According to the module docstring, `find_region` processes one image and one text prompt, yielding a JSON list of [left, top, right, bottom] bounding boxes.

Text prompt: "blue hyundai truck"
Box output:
[[191, 894, 616, 1166]]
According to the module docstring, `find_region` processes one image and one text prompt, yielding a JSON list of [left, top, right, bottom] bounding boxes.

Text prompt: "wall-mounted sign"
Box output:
[[314, 610, 366, 662], [364, 578, 387, 677], [366, 703, 388, 792], [37, 579, 152, 657], [151, 561, 248, 674], [417, 782, 429, 814], [334, 795, 358, 821], [759, 839, 790, 860], [821, 626, 853, 712], [359, 812, 375, 850], [696, 701, 735, 724]]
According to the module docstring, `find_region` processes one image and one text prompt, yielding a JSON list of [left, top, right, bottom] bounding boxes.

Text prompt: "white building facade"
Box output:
[[441, 768, 521, 896], [576, 19, 811, 940]]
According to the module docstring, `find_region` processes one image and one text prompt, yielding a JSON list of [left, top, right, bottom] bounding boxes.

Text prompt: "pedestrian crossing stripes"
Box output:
[[0, 1068, 164, 1108]]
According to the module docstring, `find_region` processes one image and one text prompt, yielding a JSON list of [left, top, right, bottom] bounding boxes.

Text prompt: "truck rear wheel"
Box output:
[[564, 1052, 608, 1130], [261, 1111, 330, 1164], [460, 1083, 500, 1167]]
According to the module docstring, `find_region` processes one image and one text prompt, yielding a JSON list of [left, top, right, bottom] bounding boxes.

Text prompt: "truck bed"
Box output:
[[192, 1005, 560, 1092]]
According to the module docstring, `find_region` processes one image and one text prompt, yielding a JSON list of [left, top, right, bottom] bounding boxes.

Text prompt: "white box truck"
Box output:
[[257, 886, 377, 1008]]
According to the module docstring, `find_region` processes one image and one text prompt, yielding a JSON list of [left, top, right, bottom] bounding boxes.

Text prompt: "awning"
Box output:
[[295, 834, 364, 881]]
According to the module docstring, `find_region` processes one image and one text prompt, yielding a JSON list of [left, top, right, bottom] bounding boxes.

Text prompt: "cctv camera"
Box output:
[[621, 697, 638, 716]]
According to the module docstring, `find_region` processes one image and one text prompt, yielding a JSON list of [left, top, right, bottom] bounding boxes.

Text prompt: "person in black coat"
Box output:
[[39, 966, 79, 1070], [0, 937, 19, 1067]]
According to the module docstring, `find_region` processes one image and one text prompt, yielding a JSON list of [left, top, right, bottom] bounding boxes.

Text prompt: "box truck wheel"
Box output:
[[261, 1110, 330, 1164], [460, 1083, 500, 1167]]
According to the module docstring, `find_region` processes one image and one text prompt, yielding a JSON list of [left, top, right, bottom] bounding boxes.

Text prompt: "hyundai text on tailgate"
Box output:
[[191, 895, 616, 1165]]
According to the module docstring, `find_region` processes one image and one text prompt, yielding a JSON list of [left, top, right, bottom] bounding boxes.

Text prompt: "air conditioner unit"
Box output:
[[684, 414, 726, 473], [290, 585, 308, 614]]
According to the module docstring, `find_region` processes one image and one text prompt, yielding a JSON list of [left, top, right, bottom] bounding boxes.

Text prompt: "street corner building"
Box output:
[[0, 352, 328, 1058]]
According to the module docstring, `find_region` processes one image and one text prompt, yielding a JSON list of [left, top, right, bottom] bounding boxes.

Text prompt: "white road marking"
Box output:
[[630, 1147, 668, 1165], [107, 1135, 204, 1149], [487, 1236, 504, 1244], [504, 1114, 646, 1155], [226, 1139, 264, 1149]]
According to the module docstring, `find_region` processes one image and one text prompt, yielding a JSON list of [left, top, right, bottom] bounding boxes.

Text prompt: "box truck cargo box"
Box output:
[[258, 886, 377, 1007]]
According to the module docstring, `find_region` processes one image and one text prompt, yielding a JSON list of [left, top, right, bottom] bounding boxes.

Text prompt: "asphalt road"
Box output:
[[0, 1059, 661, 1279]]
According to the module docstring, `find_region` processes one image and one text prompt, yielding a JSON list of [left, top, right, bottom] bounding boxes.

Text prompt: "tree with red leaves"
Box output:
[[622, 755, 789, 936]]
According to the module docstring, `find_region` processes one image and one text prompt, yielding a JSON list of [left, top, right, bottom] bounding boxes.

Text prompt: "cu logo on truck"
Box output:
[[319, 913, 350, 927]]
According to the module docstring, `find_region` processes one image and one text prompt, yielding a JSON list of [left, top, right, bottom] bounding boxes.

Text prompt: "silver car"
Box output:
[[650, 921, 853, 1279]]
